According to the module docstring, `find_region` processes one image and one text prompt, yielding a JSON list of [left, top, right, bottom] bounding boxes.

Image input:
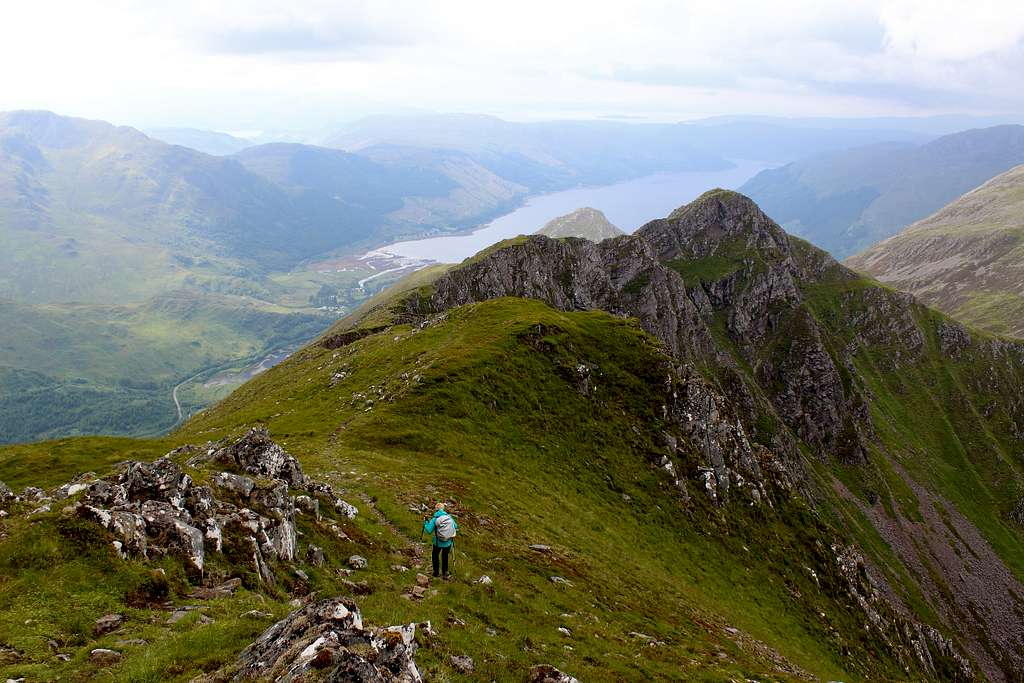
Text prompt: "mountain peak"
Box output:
[[0, 109, 144, 150], [667, 188, 755, 218], [535, 207, 624, 241], [640, 189, 792, 262]]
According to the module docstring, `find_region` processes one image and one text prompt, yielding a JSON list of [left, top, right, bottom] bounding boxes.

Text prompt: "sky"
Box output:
[[1, 0, 1023, 136]]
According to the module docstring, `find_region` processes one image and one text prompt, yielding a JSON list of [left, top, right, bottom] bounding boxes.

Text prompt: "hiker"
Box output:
[[423, 502, 458, 578]]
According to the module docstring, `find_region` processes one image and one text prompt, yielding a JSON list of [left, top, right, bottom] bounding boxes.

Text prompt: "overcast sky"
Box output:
[[2, 0, 1022, 135]]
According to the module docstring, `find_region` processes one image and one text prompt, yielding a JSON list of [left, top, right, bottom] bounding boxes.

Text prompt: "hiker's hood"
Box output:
[[432, 509, 448, 519]]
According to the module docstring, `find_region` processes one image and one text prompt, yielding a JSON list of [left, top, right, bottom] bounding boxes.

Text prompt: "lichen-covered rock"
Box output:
[[208, 426, 306, 487], [335, 499, 359, 519], [229, 597, 421, 682], [306, 545, 325, 567], [89, 648, 122, 666], [213, 472, 256, 498], [121, 458, 192, 509], [449, 654, 474, 674], [60, 428, 324, 581]]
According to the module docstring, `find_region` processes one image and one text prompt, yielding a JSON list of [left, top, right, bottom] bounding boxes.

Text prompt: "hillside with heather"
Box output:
[[2, 192, 1023, 681], [847, 165, 1024, 338]]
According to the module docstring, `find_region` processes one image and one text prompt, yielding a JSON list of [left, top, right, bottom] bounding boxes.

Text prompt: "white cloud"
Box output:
[[0, 0, 1021, 131], [880, 0, 1024, 60]]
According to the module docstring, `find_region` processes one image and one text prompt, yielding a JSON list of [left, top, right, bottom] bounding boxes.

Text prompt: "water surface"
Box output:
[[371, 159, 775, 263]]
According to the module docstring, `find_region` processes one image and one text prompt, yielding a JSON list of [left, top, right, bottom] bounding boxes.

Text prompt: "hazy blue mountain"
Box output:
[[234, 143, 454, 218], [235, 142, 533, 240], [326, 113, 932, 171], [0, 110, 395, 303], [740, 125, 1024, 257], [670, 121, 929, 162], [325, 114, 733, 188], [147, 127, 254, 155], [691, 113, 1024, 136]]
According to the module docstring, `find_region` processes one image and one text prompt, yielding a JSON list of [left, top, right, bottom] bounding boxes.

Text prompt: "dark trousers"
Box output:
[[431, 544, 451, 576]]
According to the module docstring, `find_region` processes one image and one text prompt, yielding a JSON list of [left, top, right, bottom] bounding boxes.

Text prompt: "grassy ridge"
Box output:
[[0, 298, 918, 681]]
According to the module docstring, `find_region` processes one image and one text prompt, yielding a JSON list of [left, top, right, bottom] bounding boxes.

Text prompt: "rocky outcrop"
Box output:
[[58, 427, 355, 581], [380, 189, 1024, 678], [227, 597, 421, 682], [830, 543, 973, 681], [405, 224, 719, 363], [195, 425, 306, 487], [661, 361, 796, 505], [402, 190, 868, 467]]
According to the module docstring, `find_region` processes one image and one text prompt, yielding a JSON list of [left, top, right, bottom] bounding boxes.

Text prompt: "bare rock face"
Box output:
[[410, 222, 719, 363], [229, 597, 421, 682]]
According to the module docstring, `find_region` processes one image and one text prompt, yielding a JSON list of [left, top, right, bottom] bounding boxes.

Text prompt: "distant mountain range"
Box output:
[[146, 127, 254, 155], [0, 110, 392, 303], [3, 109, 1018, 443], [740, 124, 1024, 258], [326, 113, 931, 169], [536, 207, 623, 241], [690, 113, 1024, 135], [848, 164, 1024, 337]]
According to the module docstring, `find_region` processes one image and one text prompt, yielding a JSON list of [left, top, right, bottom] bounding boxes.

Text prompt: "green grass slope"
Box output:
[[847, 164, 1024, 337]]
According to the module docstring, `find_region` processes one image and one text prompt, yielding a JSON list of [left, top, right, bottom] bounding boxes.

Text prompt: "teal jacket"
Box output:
[[423, 509, 457, 548]]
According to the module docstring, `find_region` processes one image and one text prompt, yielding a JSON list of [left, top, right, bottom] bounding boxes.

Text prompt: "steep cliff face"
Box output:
[[387, 189, 1024, 681]]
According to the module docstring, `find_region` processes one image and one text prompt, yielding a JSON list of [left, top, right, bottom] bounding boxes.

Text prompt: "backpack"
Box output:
[[435, 514, 457, 541]]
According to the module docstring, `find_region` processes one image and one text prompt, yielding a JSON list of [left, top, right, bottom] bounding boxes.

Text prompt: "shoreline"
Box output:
[[354, 159, 776, 267]]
